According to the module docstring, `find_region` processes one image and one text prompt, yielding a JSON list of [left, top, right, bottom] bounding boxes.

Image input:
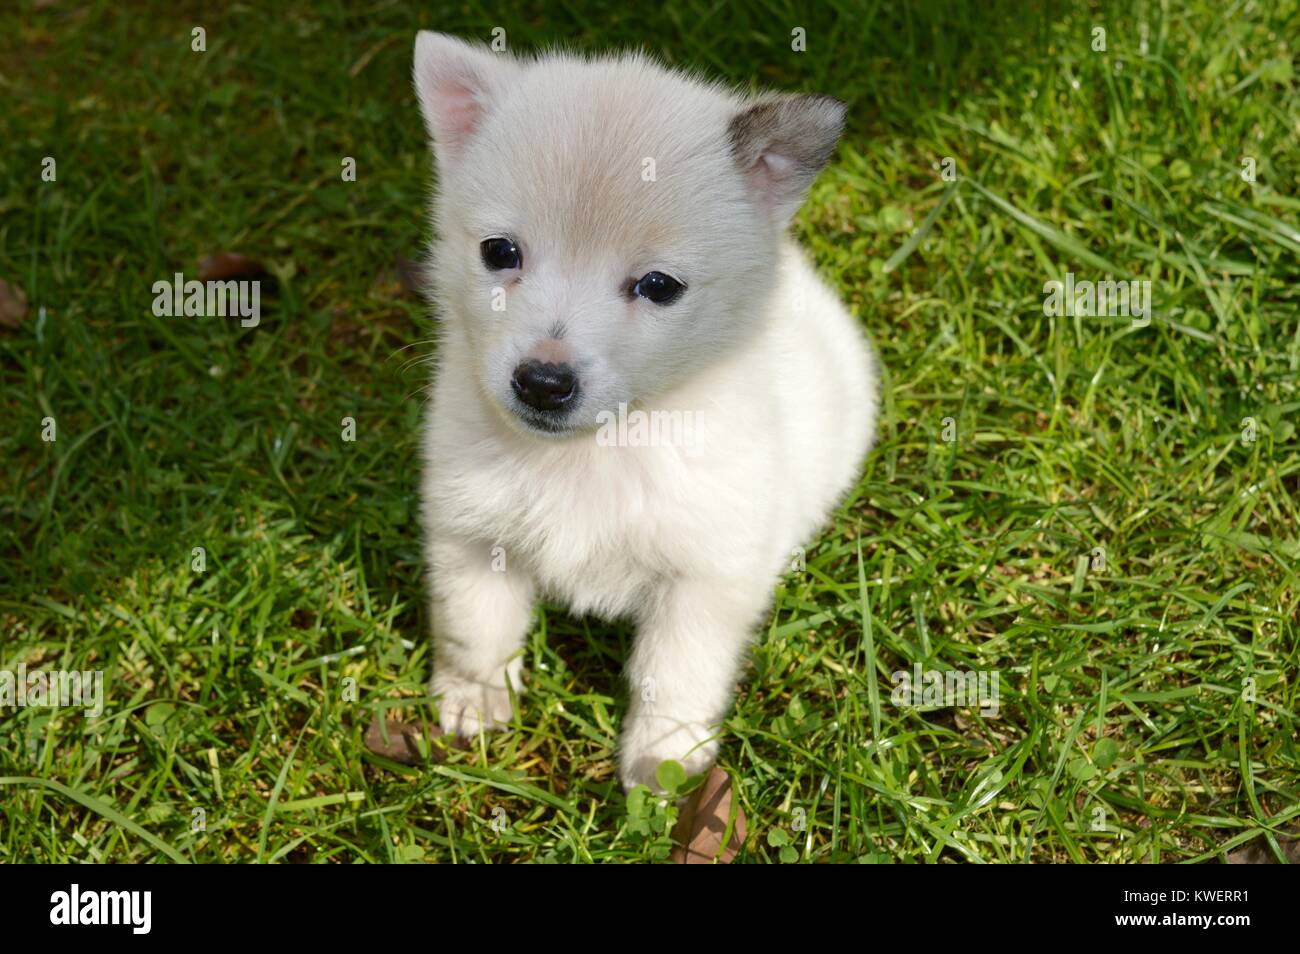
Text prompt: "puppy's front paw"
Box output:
[[430, 668, 518, 738], [619, 713, 719, 792]]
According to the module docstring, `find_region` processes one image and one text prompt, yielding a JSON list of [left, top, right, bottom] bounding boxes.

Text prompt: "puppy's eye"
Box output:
[[480, 237, 522, 270], [631, 271, 684, 305]]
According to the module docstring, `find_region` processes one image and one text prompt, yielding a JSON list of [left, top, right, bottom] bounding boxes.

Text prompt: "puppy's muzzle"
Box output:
[[511, 360, 579, 412]]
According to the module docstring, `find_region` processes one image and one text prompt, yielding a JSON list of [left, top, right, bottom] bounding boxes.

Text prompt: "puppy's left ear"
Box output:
[[728, 94, 846, 225]]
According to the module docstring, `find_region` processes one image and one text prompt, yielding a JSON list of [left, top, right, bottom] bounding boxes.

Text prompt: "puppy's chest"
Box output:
[[464, 449, 674, 617]]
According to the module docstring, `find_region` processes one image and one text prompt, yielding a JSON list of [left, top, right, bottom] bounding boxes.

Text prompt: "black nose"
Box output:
[[511, 360, 578, 412]]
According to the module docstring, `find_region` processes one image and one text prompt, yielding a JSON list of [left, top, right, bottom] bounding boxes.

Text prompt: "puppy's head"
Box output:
[[413, 32, 844, 437]]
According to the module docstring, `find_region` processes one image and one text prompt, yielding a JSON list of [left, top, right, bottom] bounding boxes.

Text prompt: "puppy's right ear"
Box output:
[[413, 32, 515, 168]]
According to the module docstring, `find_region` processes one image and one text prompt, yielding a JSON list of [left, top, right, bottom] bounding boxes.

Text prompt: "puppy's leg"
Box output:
[[427, 535, 535, 737], [619, 580, 759, 790]]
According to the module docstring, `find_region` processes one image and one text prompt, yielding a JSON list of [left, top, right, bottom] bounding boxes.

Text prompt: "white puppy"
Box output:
[[412, 32, 878, 790]]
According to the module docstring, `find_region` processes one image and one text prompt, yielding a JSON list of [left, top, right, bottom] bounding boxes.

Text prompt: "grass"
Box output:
[[1, 0, 1297, 863]]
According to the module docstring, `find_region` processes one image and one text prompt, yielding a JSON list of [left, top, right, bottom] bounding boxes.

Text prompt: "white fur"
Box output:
[[412, 33, 879, 790]]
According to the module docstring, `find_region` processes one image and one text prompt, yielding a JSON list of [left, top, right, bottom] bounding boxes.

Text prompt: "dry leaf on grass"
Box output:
[[197, 252, 268, 282], [362, 715, 444, 766], [1226, 834, 1300, 864], [394, 254, 429, 297], [670, 766, 746, 864], [0, 279, 29, 330], [371, 254, 427, 301]]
